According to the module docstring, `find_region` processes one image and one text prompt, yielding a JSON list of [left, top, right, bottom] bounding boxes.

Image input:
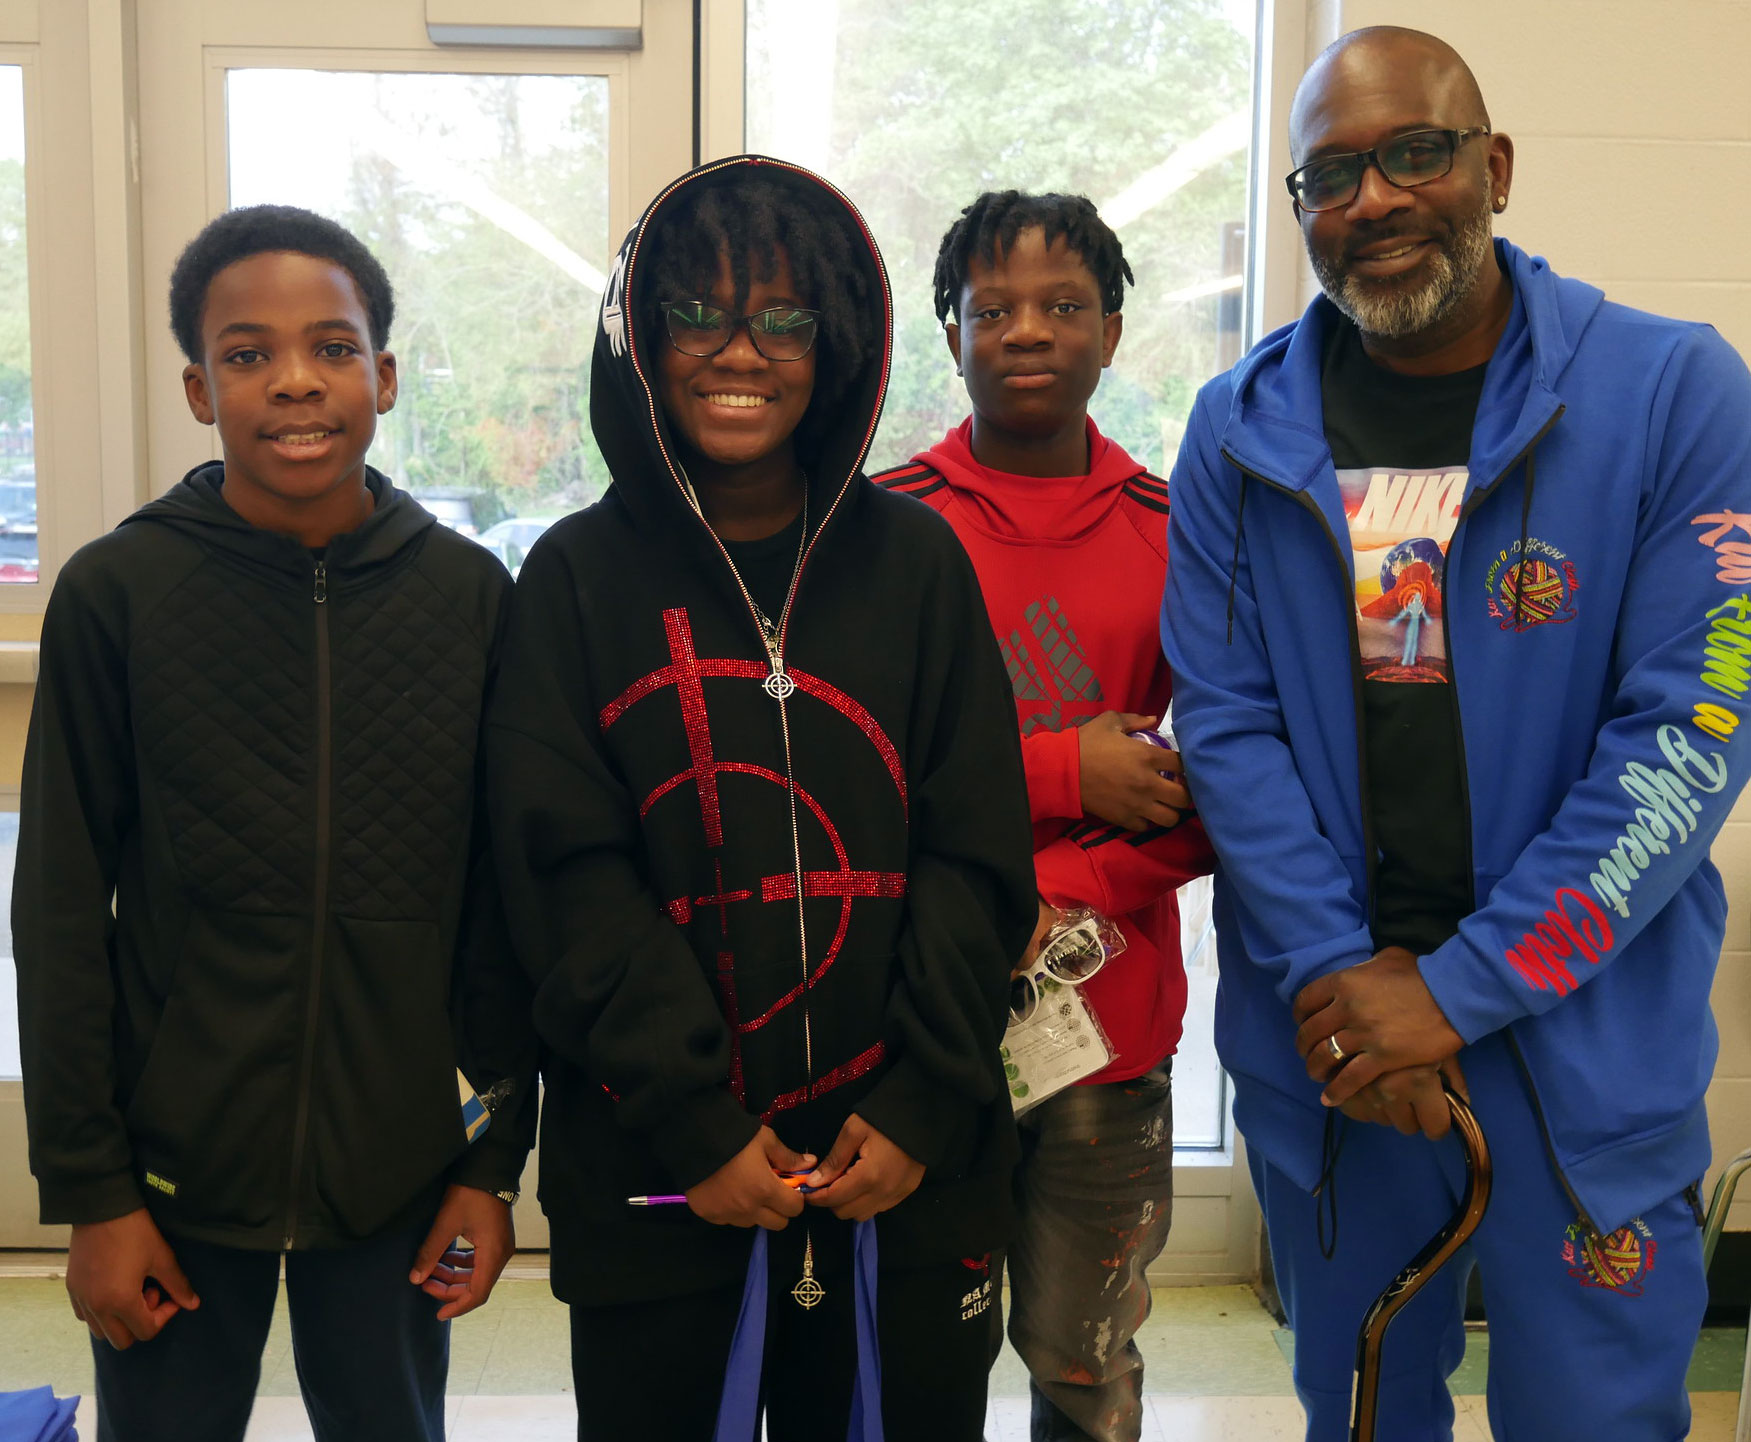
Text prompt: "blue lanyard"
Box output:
[[712, 1220, 884, 1441]]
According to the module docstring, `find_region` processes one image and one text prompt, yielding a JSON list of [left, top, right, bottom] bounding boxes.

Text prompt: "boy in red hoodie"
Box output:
[[876, 191, 1214, 1442]]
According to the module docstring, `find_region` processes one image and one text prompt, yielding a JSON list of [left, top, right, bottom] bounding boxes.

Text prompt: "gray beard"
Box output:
[[1313, 203, 1495, 341]]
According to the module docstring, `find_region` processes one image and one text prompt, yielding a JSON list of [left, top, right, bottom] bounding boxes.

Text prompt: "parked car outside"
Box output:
[[476, 516, 560, 578], [0, 471, 39, 584]]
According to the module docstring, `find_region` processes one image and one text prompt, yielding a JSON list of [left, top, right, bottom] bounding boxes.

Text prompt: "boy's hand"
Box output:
[[410, 1184, 516, 1320], [687, 1127, 814, 1230], [1015, 897, 1059, 977], [1078, 712, 1191, 831], [803, 1115, 924, 1222], [67, 1208, 200, 1349]]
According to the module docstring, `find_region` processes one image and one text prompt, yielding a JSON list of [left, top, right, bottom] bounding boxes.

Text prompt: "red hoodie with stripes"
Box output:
[[876, 418, 1215, 1084]]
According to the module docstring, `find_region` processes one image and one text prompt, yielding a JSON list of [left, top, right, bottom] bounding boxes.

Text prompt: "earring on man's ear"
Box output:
[[1494, 195, 1507, 212]]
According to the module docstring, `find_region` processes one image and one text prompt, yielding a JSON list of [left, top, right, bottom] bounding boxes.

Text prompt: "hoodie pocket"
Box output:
[[309, 915, 462, 1238], [123, 907, 305, 1231]]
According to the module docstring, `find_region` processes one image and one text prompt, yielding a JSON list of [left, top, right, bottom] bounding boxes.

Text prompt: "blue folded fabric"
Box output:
[[0, 1385, 80, 1441], [458, 1069, 492, 1143], [712, 1221, 883, 1441]]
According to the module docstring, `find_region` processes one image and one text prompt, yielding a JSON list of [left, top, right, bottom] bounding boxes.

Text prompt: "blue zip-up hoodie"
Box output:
[[1161, 240, 1751, 1233]]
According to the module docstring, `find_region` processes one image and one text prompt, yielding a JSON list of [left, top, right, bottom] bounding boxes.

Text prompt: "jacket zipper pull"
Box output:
[[313, 561, 327, 604], [761, 636, 797, 702]]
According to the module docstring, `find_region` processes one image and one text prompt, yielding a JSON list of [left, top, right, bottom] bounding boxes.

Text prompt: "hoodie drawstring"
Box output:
[[1226, 475, 1249, 646], [1314, 1108, 1349, 1261]]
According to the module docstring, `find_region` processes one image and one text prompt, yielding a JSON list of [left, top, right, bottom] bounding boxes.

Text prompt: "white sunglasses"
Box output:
[[1008, 913, 1117, 1024]]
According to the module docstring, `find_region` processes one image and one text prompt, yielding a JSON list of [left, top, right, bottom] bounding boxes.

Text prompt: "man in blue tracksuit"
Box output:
[[1161, 26, 1751, 1442]]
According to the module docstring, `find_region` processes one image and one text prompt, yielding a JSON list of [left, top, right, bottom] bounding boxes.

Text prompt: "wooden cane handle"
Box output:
[[1348, 1085, 1492, 1442]]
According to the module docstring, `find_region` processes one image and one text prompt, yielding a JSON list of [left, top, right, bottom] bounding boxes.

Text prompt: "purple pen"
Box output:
[[626, 1171, 820, 1206]]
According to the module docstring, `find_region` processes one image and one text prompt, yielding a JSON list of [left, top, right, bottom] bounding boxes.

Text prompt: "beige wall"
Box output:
[[1312, 0, 1751, 1224], [0, 616, 40, 800]]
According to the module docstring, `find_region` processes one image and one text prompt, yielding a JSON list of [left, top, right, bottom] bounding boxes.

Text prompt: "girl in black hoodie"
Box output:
[[488, 158, 1035, 1438]]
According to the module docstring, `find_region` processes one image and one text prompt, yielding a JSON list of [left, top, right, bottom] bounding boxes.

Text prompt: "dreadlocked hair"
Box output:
[[931, 190, 1133, 324], [641, 174, 876, 436]]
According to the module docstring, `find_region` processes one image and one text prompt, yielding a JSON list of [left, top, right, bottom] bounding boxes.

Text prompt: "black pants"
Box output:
[[90, 1222, 448, 1442], [569, 1231, 1004, 1441]]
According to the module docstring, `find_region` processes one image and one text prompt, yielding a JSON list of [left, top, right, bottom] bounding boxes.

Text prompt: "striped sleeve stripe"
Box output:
[[874, 463, 940, 491], [1130, 470, 1170, 496], [1125, 484, 1171, 516], [1114, 813, 1193, 848]]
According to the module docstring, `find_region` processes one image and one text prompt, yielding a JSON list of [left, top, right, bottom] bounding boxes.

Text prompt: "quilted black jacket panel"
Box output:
[[133, 562, 313, 914], [332, 565, 483, 919], [14, 466, 536, 1248]]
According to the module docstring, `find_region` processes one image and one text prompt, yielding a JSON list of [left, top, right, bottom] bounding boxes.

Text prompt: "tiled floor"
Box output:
[[1, 1261, 1744, 1440]]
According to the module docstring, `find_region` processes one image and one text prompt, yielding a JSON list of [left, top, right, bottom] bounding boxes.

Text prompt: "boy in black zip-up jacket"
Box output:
[[14, 205, 536, 1442], [489, 159, 1035, 1440]]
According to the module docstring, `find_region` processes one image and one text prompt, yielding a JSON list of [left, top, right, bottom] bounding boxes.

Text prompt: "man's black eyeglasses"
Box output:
[[1285, 127, 1491, 213], [659, 300, 821, 361]]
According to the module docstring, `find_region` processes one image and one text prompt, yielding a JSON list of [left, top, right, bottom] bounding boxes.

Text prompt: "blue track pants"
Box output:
[[1249, 1033, 1705, 1442]]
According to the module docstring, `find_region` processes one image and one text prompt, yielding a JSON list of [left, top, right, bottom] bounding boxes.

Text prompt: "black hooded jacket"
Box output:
[[15, 466, 537, 1249], [488, 157, 1036, 1304]]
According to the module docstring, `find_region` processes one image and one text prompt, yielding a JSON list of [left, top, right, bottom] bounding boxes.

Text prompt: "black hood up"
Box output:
[[490, 158, 1035, 1306], [589, 155, 892, 571]]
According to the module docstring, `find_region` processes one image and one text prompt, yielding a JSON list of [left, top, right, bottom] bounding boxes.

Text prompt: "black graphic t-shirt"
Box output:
[[1323, 319, 1486, 955]]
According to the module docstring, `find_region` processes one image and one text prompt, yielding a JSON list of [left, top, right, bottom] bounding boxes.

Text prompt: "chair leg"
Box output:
[[1705, 1149, 1751, 1273], [1702, 1147, 1751, 1442]]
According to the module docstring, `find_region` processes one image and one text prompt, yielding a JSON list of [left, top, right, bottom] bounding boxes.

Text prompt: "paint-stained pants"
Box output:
[[1007, 1061, 1175, 1442], [1250, 1032, 1705, 1442]]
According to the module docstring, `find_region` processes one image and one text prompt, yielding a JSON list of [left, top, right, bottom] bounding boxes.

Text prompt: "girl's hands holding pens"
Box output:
[[687, 1126, 815, 1230], [803, 1114, 924, 1222]]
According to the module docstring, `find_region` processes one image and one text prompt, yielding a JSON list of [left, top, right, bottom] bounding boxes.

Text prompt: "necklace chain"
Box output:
[[747, 483, 809, 643]]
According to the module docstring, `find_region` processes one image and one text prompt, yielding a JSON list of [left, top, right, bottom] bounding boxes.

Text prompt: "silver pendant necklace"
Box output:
[[792, 1231, 825, 1309], [751, 484, 808, 702]]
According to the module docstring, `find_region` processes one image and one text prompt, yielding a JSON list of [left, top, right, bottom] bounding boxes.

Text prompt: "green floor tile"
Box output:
[[1274, 1327, 1490, 1396], [1690, 1328, 1750, 1392], [991, 1286, 1296, 1400], [1143, 1326, 1298, 1395], [0, 1279, 95, 1399], [469, 1281, 573, 1395]]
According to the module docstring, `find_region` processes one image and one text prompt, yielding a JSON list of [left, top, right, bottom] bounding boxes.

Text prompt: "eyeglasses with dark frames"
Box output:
[[1285, 127, 1492, 213], [659, 300, 821, 361]]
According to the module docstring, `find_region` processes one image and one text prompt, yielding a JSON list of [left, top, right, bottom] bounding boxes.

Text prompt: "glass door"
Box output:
[[223, 66, 616, 558]]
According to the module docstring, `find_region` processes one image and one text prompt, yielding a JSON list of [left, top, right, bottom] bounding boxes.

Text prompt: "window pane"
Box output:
[[748, 1, 1255, 1149], [0, 813, 20, 1080], [226, 70, 612, 573], [746, 0, 1254, 474], [1175, 875, 1225, 1148], [0, 67, 36, 585]]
